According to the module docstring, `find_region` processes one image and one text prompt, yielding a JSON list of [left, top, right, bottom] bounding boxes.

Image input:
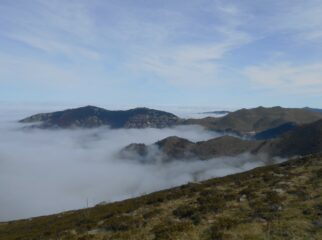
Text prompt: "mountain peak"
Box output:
[[19, 106, 179, 129]]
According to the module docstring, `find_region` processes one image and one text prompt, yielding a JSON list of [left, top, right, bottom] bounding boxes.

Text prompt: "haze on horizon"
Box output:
[[0, 0, 322, 108]]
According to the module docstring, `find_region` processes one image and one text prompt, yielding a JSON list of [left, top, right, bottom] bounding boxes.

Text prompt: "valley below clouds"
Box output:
[[0, 107, 281, 221]]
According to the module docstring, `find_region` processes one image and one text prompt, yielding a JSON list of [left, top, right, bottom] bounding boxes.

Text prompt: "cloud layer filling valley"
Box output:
[[0, 109, 280, 221]]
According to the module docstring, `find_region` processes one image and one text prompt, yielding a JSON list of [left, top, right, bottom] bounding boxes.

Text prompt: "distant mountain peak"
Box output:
[[122, 118, 322, 162], [183, 106, 322, 137], [19, 106, 179, 129]]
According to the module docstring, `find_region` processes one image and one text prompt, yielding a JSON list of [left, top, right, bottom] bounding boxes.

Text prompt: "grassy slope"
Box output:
[[1, 155, 322, 240], [184, 107, 322, 134]]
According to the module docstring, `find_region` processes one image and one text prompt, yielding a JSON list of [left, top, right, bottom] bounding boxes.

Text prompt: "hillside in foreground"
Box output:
[[1, 154, 321, 240]]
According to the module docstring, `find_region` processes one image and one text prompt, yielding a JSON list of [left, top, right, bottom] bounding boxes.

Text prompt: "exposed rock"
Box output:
[[239, 194, 247, 202]]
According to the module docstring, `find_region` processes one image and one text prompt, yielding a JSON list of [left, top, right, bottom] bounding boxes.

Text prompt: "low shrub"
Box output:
[[197, 191, 225, 214], [209, 216, 237, 240], [173, 205, 201, 225], [102, 215, 142, 232], [152, 221, 193, 240]]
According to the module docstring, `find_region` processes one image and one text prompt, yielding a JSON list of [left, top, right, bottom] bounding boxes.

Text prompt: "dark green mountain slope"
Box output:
[[184, 106, 322, 136], [304, 107, 322, 114], [19, 106, 322, 140], [121, 136, 261, 162], [20, 106, 179, 129], [265, 119, 322, 157], [254, 122, 298, 140], [123, 119, 322, 161]]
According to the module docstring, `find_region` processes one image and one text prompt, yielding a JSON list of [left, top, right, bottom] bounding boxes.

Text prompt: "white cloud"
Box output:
[[251, 0, 322, 44], [244, 62, 322, 94], [122, 2, 253, 86], [0, 0, 100, 60], [282, 1, 322, 43], [1, 0, 321, 99], [0, 53, 82, 87], [8, 33, 101, 60], [0, 0, 254, 88], [131, 37, 250, 86], [0, 107, 280, 221]]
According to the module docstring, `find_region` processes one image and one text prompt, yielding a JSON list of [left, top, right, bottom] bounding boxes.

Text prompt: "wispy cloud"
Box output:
[[132, 36, 251, 86], [0, 0, 100, 59], [0, 0, 322, 105], [244, 62, 322, 94], [122, 1, 253, 85], [245, 0, 322, 44], [276, 0, 322, 43], [0, 0, 253, 87]]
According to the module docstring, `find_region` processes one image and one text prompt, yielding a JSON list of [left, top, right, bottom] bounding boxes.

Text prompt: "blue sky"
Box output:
[[1, 0, 322, 108]]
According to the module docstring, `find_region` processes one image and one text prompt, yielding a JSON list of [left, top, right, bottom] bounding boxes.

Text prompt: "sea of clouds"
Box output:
[[0, 105, 279, 221]]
